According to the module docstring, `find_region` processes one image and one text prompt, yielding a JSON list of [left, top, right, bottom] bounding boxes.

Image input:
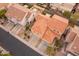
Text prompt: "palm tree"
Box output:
[[45, 37, 63, 56], [62, 11, 79, 27], [46, 45, 56, 56], [69, 12, 79, 27], [25, 22, 30, 31], [54, 39, 62, 51]]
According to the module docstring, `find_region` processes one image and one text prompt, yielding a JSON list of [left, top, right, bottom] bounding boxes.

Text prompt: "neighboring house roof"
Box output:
[[66, 26, 79, 55], [48, 14, 68, 35], [0, 3, 9, 9], [5, 4, 29, 22], [65, 30, 77, 43], [66, 35, 79, 55], [31, 13, 68, 43], [31, 18, 47, 38]]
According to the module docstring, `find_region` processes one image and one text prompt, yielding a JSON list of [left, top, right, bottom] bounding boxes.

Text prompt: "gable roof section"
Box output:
[[5, 4, 29, 21], [66, 30, 77, 43], [31, 13, 68, 43], [67, 35, 79, 55], [35, 13, 50, 21], [42, 28, 57, 43], [31, 14, 48, 38], [49, 15, 68, 34], [52, 14, 68, 24]]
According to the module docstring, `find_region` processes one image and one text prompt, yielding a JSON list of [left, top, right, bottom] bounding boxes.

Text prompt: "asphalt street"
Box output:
[[0, 28, 41, 56]]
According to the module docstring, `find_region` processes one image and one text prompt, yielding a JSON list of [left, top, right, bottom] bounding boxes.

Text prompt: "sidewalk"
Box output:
[[0, 24, 47, 56], [0, 46, 9, 54], [10, 31, 46, 56]]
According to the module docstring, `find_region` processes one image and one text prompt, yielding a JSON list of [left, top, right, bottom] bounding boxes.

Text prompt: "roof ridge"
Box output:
[[10, 4, 29, 13], [52, 14, 69, 24]]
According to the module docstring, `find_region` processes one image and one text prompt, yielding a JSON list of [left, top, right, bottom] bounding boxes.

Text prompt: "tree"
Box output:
[[71, 12, 79, 20], [25, 23, 30, 31], [54, 38, 63, 50], [46, 38, 63, 56], [69, 18, 76, 27], [25, 4, 33, 9], [0, 9, 7, 19], [69, 12, 79, 27], [46, 45, 56, 56], [63, 11, 79, 27], [62, 11, 71, 19]]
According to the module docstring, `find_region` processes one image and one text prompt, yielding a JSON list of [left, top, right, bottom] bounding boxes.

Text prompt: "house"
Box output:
[[31, 13, 68, 43], [0, 3, 11, 10], [51, 3, 75, 12], [66, 35, 79, 55], [65, 26, 79, 43], [66, 26, 79, 55], [5, 4, 33, 26], [65, 29, 77, 43]]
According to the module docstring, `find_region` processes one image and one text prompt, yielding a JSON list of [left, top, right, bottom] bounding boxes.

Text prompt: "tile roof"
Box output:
[[48, 19, 68, 35], [67, 35, 79, 55], [31, 13, 68, 43], [52, 14, 68, 24], [35, 13, 50, 21], [5, 4, 29, 21], [31, 14, 48, 38], [42, 28, 57, 43], [66, 30, 77, 43]]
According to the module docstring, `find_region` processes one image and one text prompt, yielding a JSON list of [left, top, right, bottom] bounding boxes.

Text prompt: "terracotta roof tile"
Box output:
[[67, 35, 79, 55], [48, 18, 68, 35], [52, 14, 68, 24], [42, 28, 57, 43], [66, 30, 77, 43], [35, 13, 50, 21], [5, 4, 29, 21], [31, 13, 68, 43], [31, 16, 47, 38]]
